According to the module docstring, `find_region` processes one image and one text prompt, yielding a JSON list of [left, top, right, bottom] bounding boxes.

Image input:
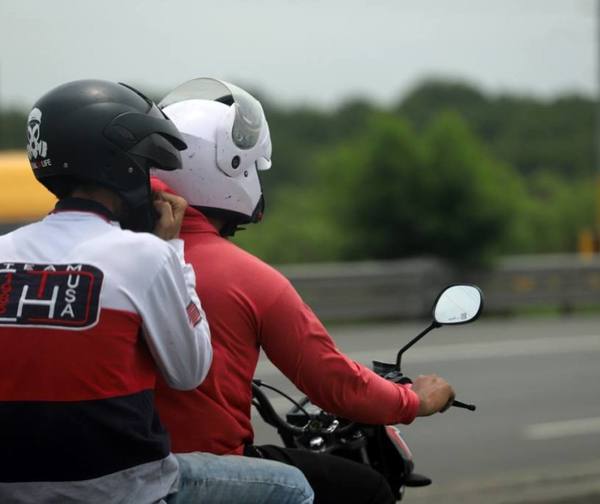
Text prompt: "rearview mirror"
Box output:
[[433, 285, 483, 325]]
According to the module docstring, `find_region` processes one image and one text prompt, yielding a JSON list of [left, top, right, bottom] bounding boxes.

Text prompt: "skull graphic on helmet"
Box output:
[[26, 108, 48, 161]]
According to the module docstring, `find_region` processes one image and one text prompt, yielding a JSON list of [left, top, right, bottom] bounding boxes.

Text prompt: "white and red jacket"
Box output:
[[0, 198, 211, 504], [152, 180, 420, 456]]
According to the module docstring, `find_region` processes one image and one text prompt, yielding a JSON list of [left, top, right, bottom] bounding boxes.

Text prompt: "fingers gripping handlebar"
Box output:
[[372, 361, 476, 412]]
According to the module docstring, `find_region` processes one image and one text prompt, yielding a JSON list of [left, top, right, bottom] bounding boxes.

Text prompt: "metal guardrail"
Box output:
[[278, 254, 600, 321]]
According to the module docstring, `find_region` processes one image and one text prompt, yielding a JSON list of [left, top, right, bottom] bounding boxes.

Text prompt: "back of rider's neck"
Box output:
[[70, 186, 124, 217]]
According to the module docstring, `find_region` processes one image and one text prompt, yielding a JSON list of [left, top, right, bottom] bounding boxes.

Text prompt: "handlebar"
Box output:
[[252, 381, 308, 435], [252, 382, 476, 453], [252, 380, 358, 437], [377, 367, 477, 413], [452, 399, 476, 411], [252, 364, 476, 442]]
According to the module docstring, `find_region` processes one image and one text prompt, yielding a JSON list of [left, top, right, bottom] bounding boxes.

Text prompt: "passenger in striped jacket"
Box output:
[[0, 79, 313, 504]]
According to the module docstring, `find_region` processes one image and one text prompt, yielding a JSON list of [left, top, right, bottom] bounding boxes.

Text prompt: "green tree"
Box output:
[[233, 185, 344, 263], [398, 80, 595, 179], [312, 111, 523, 264], [511, 172, 596, 253], [0, 109, 27, 150], [421, 111, 524, 262]]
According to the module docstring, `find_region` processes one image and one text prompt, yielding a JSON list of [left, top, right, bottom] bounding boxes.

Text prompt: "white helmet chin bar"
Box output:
[[155, 78, 272, 222]]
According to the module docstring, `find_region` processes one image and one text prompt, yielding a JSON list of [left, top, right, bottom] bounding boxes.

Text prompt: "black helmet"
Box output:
[[26, 79, 187, 231]]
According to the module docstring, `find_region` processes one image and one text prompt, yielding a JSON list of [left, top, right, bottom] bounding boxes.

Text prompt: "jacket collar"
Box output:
[[52, 197, 117, 223]]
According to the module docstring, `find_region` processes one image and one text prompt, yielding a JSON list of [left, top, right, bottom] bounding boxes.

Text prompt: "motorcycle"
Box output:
[[252, 284, 483, 501]]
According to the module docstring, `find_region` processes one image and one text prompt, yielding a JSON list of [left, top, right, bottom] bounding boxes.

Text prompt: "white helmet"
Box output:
[[152, 78, 272, 231]]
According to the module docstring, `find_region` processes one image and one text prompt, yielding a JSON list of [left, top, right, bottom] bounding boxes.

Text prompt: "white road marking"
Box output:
[[524, 417, 600, 440], [255, 334, 600, 377]]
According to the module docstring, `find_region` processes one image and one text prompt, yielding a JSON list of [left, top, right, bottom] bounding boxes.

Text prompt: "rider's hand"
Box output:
[[152, 191, 188, 240], [412, 374, 455, 416]]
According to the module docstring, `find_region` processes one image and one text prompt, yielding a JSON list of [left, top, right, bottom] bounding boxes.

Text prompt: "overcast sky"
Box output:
[[0, 0, 596, 109]]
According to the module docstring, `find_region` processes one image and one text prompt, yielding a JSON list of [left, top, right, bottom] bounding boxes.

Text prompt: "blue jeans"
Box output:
[[166, 452, 313, 504]]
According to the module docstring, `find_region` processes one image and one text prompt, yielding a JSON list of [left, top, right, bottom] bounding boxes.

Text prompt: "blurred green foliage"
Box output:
[[2, 79, 596, 264], [0, 109, 29, 150]]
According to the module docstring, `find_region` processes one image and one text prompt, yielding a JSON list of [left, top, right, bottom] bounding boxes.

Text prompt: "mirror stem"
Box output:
[[395, 321, 441, 370]]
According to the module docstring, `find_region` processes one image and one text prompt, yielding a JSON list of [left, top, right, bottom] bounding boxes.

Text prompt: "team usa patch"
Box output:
[[186, 301, 203, 327], [0, 263, 103, 328]]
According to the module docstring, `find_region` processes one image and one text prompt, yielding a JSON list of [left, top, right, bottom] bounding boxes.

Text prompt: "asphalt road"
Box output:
[[251, 314, 600, 497]]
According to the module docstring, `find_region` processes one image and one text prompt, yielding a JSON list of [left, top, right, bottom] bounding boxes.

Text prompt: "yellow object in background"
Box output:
[[578, 228, 597, 259], [0, 151, 56, 222]]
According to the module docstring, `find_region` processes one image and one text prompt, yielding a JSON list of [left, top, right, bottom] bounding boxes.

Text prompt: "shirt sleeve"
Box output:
[[138, 238, 212, 390], [259, 281, 420, 425]]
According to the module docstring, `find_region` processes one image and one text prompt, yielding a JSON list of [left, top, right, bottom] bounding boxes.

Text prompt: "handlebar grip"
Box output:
[[452, 399, 476, 411]]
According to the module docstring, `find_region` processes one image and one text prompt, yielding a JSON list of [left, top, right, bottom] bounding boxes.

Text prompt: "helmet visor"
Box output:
[[160, 78, 263, 150]]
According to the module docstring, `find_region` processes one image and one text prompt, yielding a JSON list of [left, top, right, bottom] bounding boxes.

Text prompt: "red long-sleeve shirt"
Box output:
[[153, 181, 420, 455]]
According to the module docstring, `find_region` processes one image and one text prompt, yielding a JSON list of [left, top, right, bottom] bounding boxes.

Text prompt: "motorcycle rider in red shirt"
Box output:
[[152, 78, 456, 504]]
